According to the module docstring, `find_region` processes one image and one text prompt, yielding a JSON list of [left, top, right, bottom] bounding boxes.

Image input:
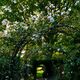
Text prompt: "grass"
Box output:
[[36, 67, 44, 78]]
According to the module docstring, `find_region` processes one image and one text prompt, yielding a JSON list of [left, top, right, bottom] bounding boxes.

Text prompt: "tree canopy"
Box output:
[[0, 0, 80, 80]]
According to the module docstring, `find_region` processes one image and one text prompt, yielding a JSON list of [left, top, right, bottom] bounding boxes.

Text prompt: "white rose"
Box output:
[[75, 1, 79, 6], [2, 19, 8, 25]]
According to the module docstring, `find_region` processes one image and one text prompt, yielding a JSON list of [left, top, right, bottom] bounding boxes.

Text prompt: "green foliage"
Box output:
[[0, 0, 80, 80]]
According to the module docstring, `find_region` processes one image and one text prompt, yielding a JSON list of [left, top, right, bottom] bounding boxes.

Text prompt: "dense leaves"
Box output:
[[0, 0, 80, 80]]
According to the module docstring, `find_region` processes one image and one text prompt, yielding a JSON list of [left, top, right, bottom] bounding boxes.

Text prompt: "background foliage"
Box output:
[[0, 0, 80, 80]]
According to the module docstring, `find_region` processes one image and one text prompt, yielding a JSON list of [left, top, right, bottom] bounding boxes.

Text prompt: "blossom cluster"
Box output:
[[45, 2, 72, 23], [2, 5, 12, 12]]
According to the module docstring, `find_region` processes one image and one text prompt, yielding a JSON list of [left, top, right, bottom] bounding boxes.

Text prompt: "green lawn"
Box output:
[[36, 67, 44, 78]]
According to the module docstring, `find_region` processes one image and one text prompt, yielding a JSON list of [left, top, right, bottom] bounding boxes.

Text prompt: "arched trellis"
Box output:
[[11, 24, 79, 58], [10, 23, 79, 79]]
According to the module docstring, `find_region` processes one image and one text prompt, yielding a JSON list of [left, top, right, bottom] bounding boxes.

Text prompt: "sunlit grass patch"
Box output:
[[36, 67, 44, 78]]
